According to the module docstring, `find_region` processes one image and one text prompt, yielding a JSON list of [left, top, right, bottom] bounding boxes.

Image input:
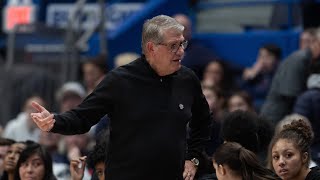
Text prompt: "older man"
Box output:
[[31, 15, 212, 180]]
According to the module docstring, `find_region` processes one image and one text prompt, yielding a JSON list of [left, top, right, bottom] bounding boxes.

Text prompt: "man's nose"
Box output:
[[176, 45, 185, 56]]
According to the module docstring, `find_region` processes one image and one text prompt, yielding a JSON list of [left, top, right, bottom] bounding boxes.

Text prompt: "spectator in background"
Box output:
[[300, 28, 317, 50], [221, 110, 273, 163], [114, 52, 139, 68], [0, 139, 15, 177], [70, 130, 109, 180], [14, 141, 56, 180], [55, 81, 91, 180], [268, 119, 320, 179], [212, 142, 279, 180], [202, 85, 225, 122], [3, 96, 45, 142], [293, 61, 320, 164], [227, 91, 255, 113], [273, 114, 318, 168], [173, 14, 217, 79], [55, 82, 86, 113], [202, 86, 224, 157], [81, 55, 108, 95], [38, 131, 69, 180], [260, 27, 320, 124], [202, 60, 237, 98], [241, 44, 281, 111], [1, 141, 26, 180]]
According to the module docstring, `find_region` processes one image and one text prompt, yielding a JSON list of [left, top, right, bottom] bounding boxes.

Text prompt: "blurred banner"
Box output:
[[46, 3, 144, 32]]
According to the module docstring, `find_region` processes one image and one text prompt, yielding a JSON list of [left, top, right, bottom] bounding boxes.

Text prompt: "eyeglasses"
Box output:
[[157, 40, 188, 53]]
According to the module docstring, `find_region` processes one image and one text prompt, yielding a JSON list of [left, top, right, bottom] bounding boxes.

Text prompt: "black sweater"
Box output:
[[52, 56, 212, 180]]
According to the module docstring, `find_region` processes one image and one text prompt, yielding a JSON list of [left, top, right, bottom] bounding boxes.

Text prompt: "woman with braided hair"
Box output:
[[212, 142, 279, 180], [269, 119, 320, 180]]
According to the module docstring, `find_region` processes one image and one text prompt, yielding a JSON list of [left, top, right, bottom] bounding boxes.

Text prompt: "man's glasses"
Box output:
[[157, 40, 188, 53]]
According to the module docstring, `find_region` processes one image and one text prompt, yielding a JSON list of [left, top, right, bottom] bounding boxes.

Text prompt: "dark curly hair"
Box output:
[[268, 119, 314, 169], [221, 110, 260, 153], [88, 141, 107, 169]]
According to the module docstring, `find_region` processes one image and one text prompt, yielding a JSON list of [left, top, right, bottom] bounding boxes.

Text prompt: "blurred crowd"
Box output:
[[0, 13, 320, 180]]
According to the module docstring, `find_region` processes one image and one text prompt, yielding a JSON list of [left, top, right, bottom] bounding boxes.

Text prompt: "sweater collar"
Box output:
[[140, 54, 178, 78]]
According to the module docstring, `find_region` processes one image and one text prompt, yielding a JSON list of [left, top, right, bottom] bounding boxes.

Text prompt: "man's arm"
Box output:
[[31, 71, 118, 135], [183, 72, 213, 180]]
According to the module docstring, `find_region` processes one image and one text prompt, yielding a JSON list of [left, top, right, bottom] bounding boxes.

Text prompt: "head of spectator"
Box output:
[[268, 119, 314, 180], [141, 15, 186, 76], [243, 44, 281, 81], [114, 52, 140, 68], [203, 61, 225, 89], [227, 91, 255, 113], [213, 142, 277, 180], [0, 138, 15, 177], [300, 28, 317, 50], [258, 44, 281, 73], [173, 14, 192, 40], [310, 27, 320, 60], [201, 85, 225, 121], [88, 140, 107, 180], [221, 110, 261, 153], [203, 60, 235, 96], [23, 96, 46, 131], [56, 82, 86, 113], [82, 55, 108, 94], [2, 141, 26, 179], [14, 142, 56, 180]]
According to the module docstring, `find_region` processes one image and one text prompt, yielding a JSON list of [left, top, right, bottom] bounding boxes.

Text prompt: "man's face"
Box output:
[[149, 29, 185, 76]]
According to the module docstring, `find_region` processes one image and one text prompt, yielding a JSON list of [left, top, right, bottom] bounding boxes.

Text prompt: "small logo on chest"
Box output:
[[179, 104, 184, 110]]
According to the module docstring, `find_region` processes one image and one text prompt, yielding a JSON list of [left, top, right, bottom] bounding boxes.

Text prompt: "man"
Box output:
[[31, 15, 212, 180], [260, 27, 320, 124]]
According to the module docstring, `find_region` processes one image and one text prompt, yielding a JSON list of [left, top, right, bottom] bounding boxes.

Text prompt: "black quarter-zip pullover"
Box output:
[[52, 55, 212, 180]]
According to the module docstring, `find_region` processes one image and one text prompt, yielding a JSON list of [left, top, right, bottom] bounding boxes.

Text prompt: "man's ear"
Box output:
[[218, 164, 226, 175], [146, 42, 155, 54]]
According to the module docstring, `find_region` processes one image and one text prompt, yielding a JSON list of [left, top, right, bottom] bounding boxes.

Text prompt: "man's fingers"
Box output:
[[32, 115, 55, 132], [31, 101, 45, 112], [183, 170, 188, 179]]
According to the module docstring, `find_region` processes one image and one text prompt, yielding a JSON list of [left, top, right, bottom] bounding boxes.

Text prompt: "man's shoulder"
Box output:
[[112, 57, 143, 73], [179, 66, 198, 78]]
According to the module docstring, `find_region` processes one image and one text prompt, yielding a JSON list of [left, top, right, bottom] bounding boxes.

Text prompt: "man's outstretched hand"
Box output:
[[30, 101, 55, 132]]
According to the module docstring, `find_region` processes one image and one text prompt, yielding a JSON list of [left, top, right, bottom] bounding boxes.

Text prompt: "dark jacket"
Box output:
[[52, 56, 212, 180], [306, 166, 320, 180], [294, 74, 320, 164], [260, 49, 312, 124]]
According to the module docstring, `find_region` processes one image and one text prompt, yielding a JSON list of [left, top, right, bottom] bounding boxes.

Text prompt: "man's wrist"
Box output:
[[190, 158, 199, 167]]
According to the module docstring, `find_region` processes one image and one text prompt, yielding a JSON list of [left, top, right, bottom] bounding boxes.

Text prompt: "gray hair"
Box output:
[[141, 15, 184, 54]]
